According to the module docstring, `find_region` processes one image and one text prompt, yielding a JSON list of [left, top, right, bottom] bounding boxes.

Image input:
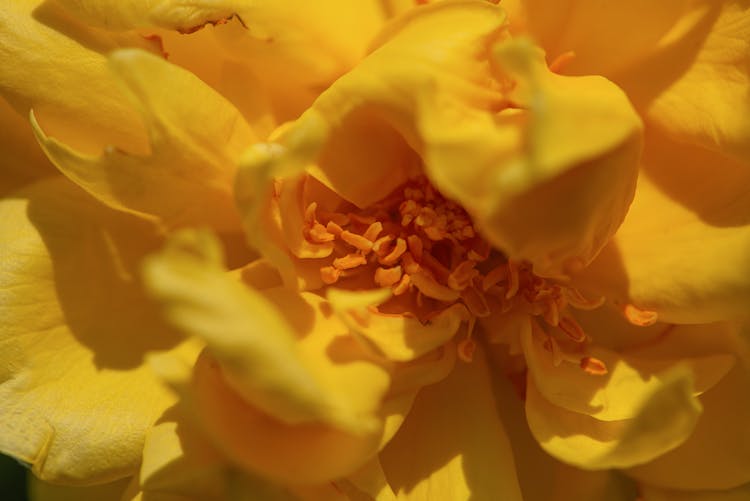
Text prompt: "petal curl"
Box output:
[[33, 48, 255, 231], [0, 0, 154, 154], [525, 366, 702, 470], [0, 178, 180, 483]]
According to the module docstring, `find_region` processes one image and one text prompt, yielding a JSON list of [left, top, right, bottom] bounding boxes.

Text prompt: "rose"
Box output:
[[1, 1, 749, 499]]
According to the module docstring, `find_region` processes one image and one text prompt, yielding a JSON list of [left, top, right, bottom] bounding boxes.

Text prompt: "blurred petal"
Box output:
[[521, 325, 734, 421], [628, 363, 750, 491], [143, 229, 391, 432], [525, 366, 702, 470], [33, 48, 254, 231], [423, 37, 641, 275], [0, 0, 153, 154], [581, 132, 750, 323], [380, 348, 523, 500], [0, 178, 180, 483]]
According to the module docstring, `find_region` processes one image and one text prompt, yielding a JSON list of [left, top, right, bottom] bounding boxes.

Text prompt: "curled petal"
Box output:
[[525, 366, 702, 470], [33, 49, 254, 231]]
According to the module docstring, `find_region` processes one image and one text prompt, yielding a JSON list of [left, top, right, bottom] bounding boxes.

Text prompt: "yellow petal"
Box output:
[[503, 0, 703, 78], [580, 131, 750, 323], [211, 1, 391, 122], [486, 348, 638, 501], [507, 0, 750, 165], [32, 48, 254, 231], [0, 0, 154, 154], [299, 0, 509, 208], [628, 363, 750, 491], [142, 229, 391, 434], [521, 324, 734, 421], [422, 37, 641, 275], [0, 97, 54, 196], [618, 2, 750, 165], [525, 365, 702, 470], [380, 347, 523, 500], [188, 350, 385, 484], [328, 287, 468, 362], [0, 178, 180, 483]]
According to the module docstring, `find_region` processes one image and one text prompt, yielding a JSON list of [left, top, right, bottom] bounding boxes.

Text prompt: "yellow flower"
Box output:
[[1, 1, 749, 500]]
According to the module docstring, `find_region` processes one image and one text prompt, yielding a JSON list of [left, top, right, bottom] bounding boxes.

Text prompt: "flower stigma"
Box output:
[[302, 175, 608, 373]]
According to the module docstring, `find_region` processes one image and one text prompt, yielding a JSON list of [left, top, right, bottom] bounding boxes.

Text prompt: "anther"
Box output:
[[340, 231, 374, 253], [505, 260, 520, 299], [623, 304, 658, 327], [564, 288, 606, 310], [381, 238, 407, 265], [308, 223, 335, 243], [320, 266, 341, 285], [374, 266, 403, 287], [457, 337, 477, 363], [333, 253, 367, 270], [407, 235, 423, 261], [410, 272, 460, 302], [392, 274, 411, 296], [362, 222, 383, 242], [559, 315, 587, 343], [580, 356, 608, 375], [482, 264, 509, 291]]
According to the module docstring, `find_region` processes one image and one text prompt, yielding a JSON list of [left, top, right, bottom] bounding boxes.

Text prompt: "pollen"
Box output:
[[301, 175, 607, 375]]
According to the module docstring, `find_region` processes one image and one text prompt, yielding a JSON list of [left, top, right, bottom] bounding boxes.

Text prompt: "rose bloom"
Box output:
[[1, 1, 750, 500]]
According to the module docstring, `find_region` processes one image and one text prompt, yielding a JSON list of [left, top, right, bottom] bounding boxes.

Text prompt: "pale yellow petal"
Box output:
[[525, 366, 702, 470], [580, 132, 750, 323], [33, 48, 254, 231], [0, 178, 180, 483], [0, 0, 153, 154], [380, 348, 523, 500]]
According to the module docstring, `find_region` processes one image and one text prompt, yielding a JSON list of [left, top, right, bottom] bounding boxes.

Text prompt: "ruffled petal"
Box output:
[[486, 350, 638, 501], [380, 348, 523, 500], [521, 325, 734, 421], [423, 37, 641, 275], [33, 48, 254, 231], [506, 0, 750, 165], [0, 178, 180, 483], [0, 0, 155, 154], [525, 366, 702, 470], [580, 132, 750, 323]]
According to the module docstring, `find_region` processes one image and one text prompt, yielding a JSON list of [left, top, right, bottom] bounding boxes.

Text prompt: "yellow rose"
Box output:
[[1, 1, 749, 500]]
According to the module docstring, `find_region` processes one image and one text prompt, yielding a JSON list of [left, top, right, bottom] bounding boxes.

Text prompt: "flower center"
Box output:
[[302, 176, 607, 372]]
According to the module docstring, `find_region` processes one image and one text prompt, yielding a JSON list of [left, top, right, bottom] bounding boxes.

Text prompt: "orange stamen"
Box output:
[[374, 266, 403, 287], [333, 253, 367, 270], [549, 50, 576, 73], [623, 304, 658, 327], [559, 315, 587, 343], [407, 235, 423, 261], [362, 221, 383, 242], [580, 356, 608, 375], [308, 222, 335, 243], [381, 238, 407, 265], [457, 337, 477, 363], [340, 231, 374, 253], [482, 264, 509, 291], [505, 260, 520, 299], [410, 272, 460, 302], [392, 274, 411, 296], [320, 266, 341, 285]]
